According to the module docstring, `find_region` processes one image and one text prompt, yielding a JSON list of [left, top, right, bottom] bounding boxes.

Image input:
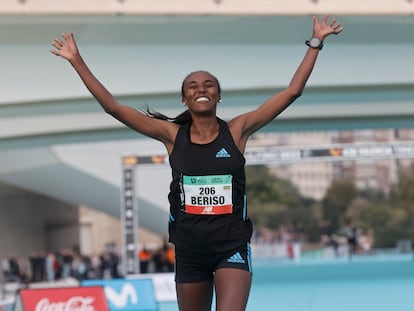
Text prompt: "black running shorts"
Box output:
[[174, 243, 252, 283]]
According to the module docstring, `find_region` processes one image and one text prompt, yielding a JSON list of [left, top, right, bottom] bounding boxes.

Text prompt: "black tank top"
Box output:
[[168, 118, 253, 253]]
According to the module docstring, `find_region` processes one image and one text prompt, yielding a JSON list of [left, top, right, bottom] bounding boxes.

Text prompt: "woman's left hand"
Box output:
[[312, 15, 343, 40]]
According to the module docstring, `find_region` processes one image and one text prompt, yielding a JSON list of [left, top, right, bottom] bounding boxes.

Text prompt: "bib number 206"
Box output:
[[199, 187, 215, 195]]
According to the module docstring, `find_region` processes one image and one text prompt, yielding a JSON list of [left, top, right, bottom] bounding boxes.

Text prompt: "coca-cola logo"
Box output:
[[35, 297, 96, 311]]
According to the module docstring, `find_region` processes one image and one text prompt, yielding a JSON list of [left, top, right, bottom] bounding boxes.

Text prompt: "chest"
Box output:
[[171, 135, 244, 174]]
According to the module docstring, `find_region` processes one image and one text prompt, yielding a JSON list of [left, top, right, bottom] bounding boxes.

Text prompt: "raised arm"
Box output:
[[50, 32, 178, 150], [229, 16, 343, 150]]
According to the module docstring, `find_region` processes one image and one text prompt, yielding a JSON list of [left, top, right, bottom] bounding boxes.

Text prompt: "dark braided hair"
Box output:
[[144, 107, 192, 125]]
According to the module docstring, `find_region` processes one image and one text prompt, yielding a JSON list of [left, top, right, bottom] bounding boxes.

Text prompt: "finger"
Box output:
[[51, 41, 61, 50], [328, 18, 337, 27], [53, 37, 64, 47], [68, 32, 75, 44], [322, 15, 330, 23], [50, 49, 60, 56], [335, 27, 344, 34], [334, 23, 343, 34], [313, 15, 320, 27], [63, 32, 75, 42]]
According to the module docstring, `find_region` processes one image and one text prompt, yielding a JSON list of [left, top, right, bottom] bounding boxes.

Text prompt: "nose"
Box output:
[[196, 82, 209, 91], [197, 85, 207, 93]]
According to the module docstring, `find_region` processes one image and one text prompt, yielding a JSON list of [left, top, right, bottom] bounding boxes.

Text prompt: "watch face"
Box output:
[[310, 38, 321, 48]]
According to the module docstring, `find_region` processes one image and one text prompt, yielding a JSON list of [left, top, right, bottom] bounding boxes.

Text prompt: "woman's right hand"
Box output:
[[50, 32, 80, 62], [49, 31, 178, 152]]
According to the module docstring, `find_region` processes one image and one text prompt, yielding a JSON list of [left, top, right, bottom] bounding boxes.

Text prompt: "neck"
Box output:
[[189, 116, 220, 144]]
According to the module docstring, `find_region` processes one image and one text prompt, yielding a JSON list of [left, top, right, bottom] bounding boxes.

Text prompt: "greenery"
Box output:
[[246, 163, 414, 248]]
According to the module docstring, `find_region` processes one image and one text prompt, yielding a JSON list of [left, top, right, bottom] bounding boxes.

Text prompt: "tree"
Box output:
[[245, 165, 319, 242], [397, 164, 414, 215], [246, 165, 302, 206], [395, 164, 414, 246], [321, 179, 357, 232]]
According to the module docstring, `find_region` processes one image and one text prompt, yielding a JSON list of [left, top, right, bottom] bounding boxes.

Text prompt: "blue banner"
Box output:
[[82, 278, 158, 311]]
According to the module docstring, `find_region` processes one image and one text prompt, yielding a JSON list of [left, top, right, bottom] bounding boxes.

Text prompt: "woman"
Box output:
[[51, 15, 342, 311]]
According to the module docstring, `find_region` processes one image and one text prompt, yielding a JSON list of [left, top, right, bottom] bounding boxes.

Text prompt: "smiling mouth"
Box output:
[[196, 96, 210, 102]]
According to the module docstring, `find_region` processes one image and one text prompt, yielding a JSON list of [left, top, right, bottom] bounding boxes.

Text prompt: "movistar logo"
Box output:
[[216, 148, 231, 158], [104, 283, 138, 308], [227, 252, 245, 264]]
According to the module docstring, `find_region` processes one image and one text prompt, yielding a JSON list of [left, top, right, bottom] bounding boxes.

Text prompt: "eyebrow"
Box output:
[[187, 79, 214, 85]]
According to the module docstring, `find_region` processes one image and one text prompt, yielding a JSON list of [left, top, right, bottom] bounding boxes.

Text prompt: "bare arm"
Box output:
[[50, 33, 178, 151], [229, 16, 343, 151]]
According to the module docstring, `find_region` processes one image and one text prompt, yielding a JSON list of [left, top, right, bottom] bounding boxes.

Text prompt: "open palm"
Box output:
[[50, 32, 79, 61], [313, 15, 343, 40]]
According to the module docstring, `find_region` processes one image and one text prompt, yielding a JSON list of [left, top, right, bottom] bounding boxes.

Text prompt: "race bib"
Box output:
[[183, 174, 233, 215]]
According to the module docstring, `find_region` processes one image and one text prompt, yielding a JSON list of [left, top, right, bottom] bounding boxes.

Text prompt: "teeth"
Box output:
[[196, 97, 209, 102]]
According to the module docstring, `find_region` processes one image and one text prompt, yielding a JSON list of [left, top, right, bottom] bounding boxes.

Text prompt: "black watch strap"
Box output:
[[305, 38, 324, 50]]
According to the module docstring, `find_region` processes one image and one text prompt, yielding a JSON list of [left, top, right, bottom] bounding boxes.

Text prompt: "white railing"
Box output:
[[1, 0, 413, 15]]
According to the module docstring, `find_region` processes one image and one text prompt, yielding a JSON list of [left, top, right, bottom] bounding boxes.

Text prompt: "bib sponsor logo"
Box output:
[[202, 206, 213, 214]]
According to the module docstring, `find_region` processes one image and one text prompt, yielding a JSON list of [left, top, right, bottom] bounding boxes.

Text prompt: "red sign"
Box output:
[[16, 286, 109, 311]]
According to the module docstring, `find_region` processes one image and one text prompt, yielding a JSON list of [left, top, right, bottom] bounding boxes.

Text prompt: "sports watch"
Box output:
[[305, 37, 324, 50]]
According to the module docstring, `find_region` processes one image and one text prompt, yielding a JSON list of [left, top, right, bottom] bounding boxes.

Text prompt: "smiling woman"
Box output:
[[50, 15, 343, 311]]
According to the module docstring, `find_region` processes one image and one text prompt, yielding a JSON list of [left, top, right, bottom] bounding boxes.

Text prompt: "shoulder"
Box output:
[[224, 116, 249, 153]]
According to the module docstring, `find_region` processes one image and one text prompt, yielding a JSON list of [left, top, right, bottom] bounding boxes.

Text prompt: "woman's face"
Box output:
[[182, 71, 221, 115]]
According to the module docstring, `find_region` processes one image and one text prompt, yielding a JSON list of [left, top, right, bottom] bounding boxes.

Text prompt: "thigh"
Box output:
[[214, 268, 252, 311], [176, 281, 213, 311], [174, 247, 215, 283]]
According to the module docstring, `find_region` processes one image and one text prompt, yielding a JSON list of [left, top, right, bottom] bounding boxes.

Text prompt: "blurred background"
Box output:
[[1, 0, 414, 309]]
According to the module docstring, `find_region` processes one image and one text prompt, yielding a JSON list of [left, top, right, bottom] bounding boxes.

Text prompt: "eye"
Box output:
[[188, 83, 197, 89]]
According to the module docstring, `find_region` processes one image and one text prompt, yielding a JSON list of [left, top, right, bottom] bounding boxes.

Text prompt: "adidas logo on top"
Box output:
[[216, 148, 231, 158], [227, 252, 245, 264]]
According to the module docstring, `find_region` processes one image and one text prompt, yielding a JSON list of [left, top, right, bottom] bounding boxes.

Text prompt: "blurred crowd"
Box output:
[[138, 242, 174, 274], [251, 222, 306, 246], [1, 222, 377, 285], [1, 242, 175, 285], [252, 220, 375, 259], [320, 218, 375, 257]]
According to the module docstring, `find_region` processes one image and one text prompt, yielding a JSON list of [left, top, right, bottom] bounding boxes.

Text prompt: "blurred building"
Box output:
[[249, 128, 414, 200]]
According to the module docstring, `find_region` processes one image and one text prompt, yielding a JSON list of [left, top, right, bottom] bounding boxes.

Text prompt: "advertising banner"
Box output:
[[13, 286, 109, 311], [128, 273, 176, 302], [82, 278, 157, 311], [0, 300, 14, 311]]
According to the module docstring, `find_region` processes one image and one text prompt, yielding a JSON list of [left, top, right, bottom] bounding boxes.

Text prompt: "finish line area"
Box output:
[[1, 140, 414, 310], [120, 140, 414, 275], [2, 254, 413, 311]]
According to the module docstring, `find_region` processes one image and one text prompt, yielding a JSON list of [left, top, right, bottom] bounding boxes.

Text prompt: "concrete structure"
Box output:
[[1, 1, 414, 254], [1, 0, 414, 15]]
